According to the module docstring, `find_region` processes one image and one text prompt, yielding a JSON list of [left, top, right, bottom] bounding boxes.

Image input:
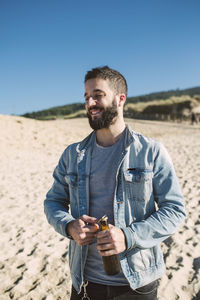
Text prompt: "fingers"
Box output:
[[96, 225, 126, 255], [74, 229, 96, 246], [77, 231, 96, 246], [69, 215, 99, 246], [96, 226, 114, 241], [97, 229, 109, 239], [79, 215, 99, 232], [98, 249, 116, 256], [96, 230, 114, 253], [97, 239, 117, 256], [87, 223, 99, 232], [80, 214, 98, 224]]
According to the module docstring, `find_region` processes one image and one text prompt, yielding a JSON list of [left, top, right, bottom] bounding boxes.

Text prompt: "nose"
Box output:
[[86, 96, 97, 107]]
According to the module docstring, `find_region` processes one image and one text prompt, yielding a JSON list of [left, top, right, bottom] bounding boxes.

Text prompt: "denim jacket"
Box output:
[[44, 125, 185, 292]]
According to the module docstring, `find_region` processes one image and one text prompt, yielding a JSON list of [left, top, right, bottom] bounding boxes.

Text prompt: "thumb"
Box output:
[[80, 214, 98, 224], [108, 224, 114, 229]]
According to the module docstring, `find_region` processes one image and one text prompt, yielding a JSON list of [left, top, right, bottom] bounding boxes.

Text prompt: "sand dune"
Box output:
[[0, 115, 199, 300]]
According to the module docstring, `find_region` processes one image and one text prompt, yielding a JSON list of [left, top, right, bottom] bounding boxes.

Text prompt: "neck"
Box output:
[[96, 117, 126, 147]]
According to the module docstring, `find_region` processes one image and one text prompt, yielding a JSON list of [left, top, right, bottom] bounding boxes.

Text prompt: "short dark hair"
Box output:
[[84, 66, 128, 97]]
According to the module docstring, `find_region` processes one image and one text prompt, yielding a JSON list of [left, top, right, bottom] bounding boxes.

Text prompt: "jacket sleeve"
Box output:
[[121, 142, 186, 251], [44, 147, 75, 238]]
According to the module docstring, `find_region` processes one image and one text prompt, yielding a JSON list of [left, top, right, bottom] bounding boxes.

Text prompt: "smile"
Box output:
[[89, 108, 103, 116]]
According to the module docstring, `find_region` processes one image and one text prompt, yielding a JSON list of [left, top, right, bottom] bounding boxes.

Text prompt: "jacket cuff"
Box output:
[[63, 217, 75, 239], [120, 226, 136, 251]]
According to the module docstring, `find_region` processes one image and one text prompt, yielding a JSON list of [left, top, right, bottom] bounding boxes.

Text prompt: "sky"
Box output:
[[0, 0, 200, 115]]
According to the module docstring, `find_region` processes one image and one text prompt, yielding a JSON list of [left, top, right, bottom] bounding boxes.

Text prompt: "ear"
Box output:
[[118, 94, 126, 107]]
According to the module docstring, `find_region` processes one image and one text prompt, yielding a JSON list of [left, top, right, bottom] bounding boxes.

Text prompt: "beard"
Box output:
[[87, 99, 118, 130]]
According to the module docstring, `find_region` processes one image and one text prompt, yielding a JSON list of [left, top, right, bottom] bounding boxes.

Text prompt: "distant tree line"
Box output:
[[22, 86, 200, 120], [23, 103, 85, 119], [126, 86, 200, 104]]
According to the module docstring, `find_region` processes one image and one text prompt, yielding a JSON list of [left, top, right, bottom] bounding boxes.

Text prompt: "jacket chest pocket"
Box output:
[[124, 168, 153, 202]]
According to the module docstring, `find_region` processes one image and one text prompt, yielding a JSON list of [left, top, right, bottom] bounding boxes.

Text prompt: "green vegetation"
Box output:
[[23, 103, 85, 120], [64, 110, 86, 119], [126, 86, 200, 104], [22, 86, 200, 121], [124, 95, 200, 119]]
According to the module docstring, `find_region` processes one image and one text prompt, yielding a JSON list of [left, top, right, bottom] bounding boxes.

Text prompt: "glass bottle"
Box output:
[[98, 215, 121, 275]]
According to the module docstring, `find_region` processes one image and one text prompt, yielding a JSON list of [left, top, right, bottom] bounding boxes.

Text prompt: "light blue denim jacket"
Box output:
[[44, 125, 185, 292]]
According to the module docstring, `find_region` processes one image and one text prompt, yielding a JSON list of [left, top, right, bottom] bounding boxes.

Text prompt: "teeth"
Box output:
[[90, 109, 101, 115], [92, 111, 100, 115]]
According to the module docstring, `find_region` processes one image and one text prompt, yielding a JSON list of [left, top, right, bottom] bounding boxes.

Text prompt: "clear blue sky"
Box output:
[[1, 0, 200, 115]]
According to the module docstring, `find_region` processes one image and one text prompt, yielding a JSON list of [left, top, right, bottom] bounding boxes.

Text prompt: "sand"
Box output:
[[0, 115, 199, 300]]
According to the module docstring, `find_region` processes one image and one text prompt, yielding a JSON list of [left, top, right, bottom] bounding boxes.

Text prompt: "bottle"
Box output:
[[98, 215, 121, 275]]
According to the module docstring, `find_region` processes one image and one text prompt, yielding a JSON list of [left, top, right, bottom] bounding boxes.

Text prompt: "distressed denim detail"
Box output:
[[65, 173, 78, 187]]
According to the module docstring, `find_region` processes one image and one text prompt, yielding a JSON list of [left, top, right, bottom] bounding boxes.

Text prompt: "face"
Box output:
[[84, 78, 118, 130]]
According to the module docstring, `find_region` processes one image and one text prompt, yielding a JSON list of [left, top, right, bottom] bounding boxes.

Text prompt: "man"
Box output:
[[44, 66, 185, 300]]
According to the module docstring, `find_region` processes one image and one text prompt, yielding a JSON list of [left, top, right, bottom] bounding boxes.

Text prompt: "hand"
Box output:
[[66, 215, 99, 246], [96, 224, 126, 256]]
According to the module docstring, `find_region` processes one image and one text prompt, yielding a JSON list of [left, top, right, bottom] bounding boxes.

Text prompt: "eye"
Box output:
[[94, 94, 103, 100]]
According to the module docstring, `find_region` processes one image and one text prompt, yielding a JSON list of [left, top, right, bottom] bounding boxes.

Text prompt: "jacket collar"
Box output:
[[76, 124, 135, 153]]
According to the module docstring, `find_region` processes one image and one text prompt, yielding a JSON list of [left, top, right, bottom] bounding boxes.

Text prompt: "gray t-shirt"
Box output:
[[84, 130, 128, 285]]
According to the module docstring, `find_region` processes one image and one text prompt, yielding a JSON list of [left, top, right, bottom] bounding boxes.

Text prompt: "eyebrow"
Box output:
[[84, 89, 106, 98]]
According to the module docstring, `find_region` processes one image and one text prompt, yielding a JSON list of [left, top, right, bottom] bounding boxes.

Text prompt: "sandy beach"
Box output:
[[0, 115, 199, 300]]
